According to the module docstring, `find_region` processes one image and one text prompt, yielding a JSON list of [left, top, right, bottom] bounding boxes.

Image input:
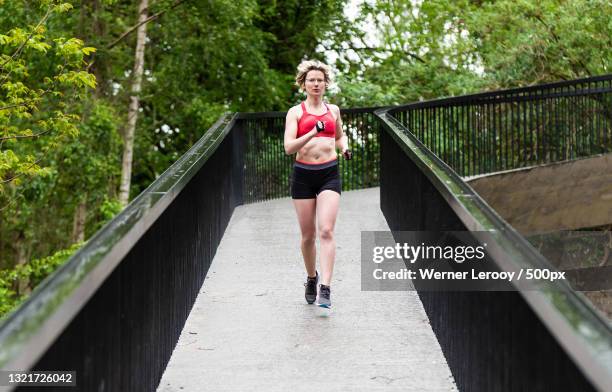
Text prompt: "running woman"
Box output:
[[283, 60, 352, 309]]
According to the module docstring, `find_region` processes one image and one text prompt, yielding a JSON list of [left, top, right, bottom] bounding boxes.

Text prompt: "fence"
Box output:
[[391, 75, 612, 176], [377, 106, 612, 391], [0, 115, 243, 391]]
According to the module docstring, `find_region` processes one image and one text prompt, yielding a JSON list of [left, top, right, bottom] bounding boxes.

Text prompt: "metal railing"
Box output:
[[391, 75, 612, 176], [0, 114, 243, 391], [377, 102, 612, 391]]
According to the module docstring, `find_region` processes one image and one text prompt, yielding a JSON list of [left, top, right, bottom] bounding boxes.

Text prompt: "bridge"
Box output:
[[0, 75, 611, 391]]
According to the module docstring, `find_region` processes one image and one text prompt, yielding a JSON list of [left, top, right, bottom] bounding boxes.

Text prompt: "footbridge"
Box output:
[[1, 75, 611, 391]]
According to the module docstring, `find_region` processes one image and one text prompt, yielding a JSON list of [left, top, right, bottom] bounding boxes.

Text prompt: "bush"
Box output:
[[0, 242, 82, 320]]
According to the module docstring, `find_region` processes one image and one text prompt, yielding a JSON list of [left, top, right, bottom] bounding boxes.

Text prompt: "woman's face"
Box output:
[[303, 70, 326, 97]]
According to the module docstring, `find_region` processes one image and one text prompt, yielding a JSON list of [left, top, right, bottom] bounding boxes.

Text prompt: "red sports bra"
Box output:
[[297, 102, 336, 138]]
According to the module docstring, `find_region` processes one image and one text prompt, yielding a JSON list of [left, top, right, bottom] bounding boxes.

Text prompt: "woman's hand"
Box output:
[[315, 121, 325, 133], [342, 148, 352, 160], [310, 121, 324, 134]]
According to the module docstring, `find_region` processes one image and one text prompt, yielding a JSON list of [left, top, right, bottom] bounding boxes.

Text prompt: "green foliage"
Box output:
[[0, 98, 122, 268], [328, 0, 484, 106], [255, 0, 346, 75], [0, 0, 96, 194], [0, 242, 82, 319], [332, 0, 612, 106], [130, 0, 349, 192], [99, 196, 122, 221], [327, 0, 612, 179], [467, 0, 612, 87], [0, 0, 352, 271]]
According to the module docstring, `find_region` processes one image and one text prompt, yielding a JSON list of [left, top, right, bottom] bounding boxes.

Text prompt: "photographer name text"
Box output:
[[373, 268, 566, 282]]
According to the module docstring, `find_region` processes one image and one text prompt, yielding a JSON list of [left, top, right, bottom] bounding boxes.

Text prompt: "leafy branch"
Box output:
[[0, 6, 54, 74], [0, 129, 51, 141], [0, 2, 95, 190], [106, 0, 188, 50]]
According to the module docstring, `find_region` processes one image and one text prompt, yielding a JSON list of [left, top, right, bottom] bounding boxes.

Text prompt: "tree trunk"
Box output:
[[91, 0, 106, 98], [72, 196, 87, 243], [119, 0, 149, 207], [14, 231, 30, 296]]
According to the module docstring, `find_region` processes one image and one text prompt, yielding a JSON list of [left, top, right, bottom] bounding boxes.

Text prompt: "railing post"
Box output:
[[231, 119, 245, 207]]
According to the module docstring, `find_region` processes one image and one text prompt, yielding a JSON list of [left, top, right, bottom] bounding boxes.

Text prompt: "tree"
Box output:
[[330, 0, 612, 107], [0, 0, 96, 276], [467, 0, 612, 87], [0, 1, 96, 194], [118, 0, 148, 207], [127, 0, 351, 193]]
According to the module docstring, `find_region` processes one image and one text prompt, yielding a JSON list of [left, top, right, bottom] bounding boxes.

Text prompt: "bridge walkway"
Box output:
[[157, 188, 457, 391]]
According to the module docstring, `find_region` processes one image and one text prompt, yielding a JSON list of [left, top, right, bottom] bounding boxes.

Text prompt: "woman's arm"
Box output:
[[333, 105, 348, 153], [284, 107, 317, 155]]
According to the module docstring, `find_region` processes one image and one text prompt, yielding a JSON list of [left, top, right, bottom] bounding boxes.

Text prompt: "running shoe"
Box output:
[[316, 284, 331, 308], [304, 271, 318, 304]]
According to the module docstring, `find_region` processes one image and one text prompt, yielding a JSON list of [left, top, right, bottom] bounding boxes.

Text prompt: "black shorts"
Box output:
[[291, 160, 342, 199]]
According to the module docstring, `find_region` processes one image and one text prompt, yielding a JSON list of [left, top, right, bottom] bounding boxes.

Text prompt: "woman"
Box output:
[[284, 60, 351, 309]]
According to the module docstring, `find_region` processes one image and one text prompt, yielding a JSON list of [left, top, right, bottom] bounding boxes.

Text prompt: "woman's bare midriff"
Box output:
[[296, 137, 337, 163]]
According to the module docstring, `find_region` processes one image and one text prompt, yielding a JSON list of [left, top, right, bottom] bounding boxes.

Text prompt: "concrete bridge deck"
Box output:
[[157, 188, 457, 391]]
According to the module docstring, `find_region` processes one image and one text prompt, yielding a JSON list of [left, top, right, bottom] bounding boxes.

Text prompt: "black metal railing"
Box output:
[[239, 107, 382, 203], [0, 114, 244, 391], [391, 75, 612, 176], [377, 106, 612, 391]]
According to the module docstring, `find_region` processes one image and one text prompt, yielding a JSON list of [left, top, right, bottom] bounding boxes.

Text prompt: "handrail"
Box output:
[[386, 74, 612, 177], [0, 113, 238, 372], [390, 74, 612, 109], [375, 107, 612, 391], [236, 106, 386, 119]]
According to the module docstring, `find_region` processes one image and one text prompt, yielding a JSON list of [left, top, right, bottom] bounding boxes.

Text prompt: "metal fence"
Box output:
[[377, 107, 612, 392], [0, 115, 243, 391], [239, 107, 382, 203], [391, 75, 612, 176]]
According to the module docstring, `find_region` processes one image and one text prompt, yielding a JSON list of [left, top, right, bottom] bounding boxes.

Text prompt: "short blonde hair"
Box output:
[[295, 60, 333, 90]]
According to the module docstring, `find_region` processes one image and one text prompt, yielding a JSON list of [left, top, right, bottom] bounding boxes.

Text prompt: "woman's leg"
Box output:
[[292, 198, 317, 277], [316, 190, 340, 285]]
